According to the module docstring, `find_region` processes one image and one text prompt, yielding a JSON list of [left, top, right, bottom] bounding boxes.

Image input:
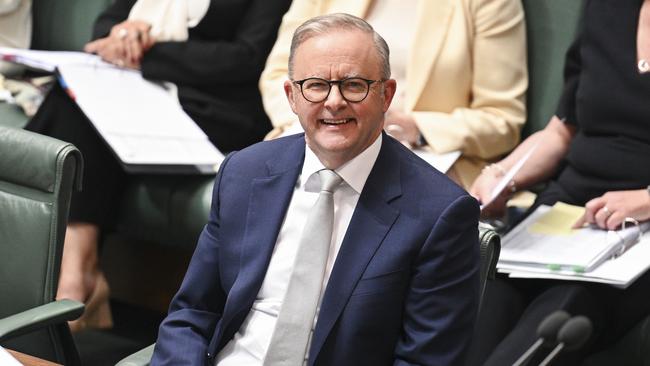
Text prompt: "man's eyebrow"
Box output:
[[342, 72, 362, 78], [299, 72, 368, 80]]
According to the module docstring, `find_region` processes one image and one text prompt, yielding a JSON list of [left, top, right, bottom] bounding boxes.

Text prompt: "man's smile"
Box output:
[[319, 118, 355, 125]]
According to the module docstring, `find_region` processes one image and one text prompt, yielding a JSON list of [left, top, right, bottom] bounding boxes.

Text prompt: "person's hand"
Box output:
[[573, 189, 650, 230], [469, 164, 511, 218], [84, 20, 153, 69], [384, 109, 420, 147]]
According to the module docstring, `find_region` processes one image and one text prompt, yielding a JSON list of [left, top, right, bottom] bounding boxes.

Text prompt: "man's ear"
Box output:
[[284, 80, 298, 114], [382, 79, 397, 112]]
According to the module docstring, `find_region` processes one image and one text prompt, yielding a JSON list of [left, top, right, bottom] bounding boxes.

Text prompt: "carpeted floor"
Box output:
[[73, 300, 165, 366]]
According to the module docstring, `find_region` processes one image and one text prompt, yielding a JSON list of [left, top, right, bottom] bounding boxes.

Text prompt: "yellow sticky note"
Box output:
[[528, 202, 586, 235]]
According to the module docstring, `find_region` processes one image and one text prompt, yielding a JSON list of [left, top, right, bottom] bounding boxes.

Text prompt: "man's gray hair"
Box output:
[[288, 13, 391, 80]]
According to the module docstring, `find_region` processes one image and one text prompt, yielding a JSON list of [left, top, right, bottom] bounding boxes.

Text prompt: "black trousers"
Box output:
[[468, 182, 650, 366]]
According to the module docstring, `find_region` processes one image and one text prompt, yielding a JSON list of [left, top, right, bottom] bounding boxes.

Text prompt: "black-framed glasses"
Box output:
[[292, 77, 385, 103]]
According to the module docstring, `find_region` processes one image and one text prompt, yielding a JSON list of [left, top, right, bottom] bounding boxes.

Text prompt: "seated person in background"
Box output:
[[470, 0, 650, 364], [152, 13, 480, 366], [260, 0, 528, 189], [0, 0, 31, 76], [24, 0, 292, 331]]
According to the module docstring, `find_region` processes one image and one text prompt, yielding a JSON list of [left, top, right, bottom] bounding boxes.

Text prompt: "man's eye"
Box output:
[[343, 80, 366, 92], [304, 81, 328, 90]]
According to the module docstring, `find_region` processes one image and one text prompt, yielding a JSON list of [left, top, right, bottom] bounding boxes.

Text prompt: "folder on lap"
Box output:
[[498, 203, 650, 288]]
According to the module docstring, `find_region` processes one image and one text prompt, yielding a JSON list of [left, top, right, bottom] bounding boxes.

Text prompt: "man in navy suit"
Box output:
[[152, 13, 480, 366]]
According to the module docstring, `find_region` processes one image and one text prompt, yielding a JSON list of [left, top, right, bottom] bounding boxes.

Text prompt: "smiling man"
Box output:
[[152, 13, 480, 366]]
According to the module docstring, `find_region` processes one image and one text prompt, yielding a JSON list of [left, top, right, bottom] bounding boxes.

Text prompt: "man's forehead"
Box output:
[[292, 30, 380, 77]]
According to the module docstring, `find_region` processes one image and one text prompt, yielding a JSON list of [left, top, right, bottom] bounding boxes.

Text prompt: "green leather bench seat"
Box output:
[[522, 0, 583, 136], [118, 176, 214, 248]]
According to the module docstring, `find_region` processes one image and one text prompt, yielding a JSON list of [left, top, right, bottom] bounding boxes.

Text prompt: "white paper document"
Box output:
[[498, 204, 650, 288], [412, 148, 461, 174], [481, 143, 538, 210], [57, 64, 224, 173], [0, 48, 224, 173], [0, 346, 22, 366]]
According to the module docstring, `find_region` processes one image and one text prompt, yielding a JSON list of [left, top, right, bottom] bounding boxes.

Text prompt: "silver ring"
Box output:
[[117, 28, 128, 39], [602, 206, 612, 217]]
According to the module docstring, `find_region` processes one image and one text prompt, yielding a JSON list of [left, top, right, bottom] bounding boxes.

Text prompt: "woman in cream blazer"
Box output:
[[259, 0, 527, 188]]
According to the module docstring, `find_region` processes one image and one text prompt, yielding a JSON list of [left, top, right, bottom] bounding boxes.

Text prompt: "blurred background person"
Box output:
[[470, 0, 650, 364], [25, 0, 292, 332], [260, 0, 528, 189], [0, 0, 31, 76]]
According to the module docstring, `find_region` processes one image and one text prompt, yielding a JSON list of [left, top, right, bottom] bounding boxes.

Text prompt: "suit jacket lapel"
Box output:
[[406, 0, 454, 111], [218, 137, 304, 342], [309, 136, 402, 361]]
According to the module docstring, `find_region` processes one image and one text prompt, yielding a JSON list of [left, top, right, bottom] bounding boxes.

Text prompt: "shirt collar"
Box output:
[[301, 134, 382, 194]]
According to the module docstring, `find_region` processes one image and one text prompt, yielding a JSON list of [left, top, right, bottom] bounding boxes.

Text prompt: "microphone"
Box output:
[[538, 315, 593, 366], [512, 310, 570, 366]]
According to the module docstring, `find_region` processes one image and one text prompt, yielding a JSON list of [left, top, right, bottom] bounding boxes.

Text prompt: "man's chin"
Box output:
[[311, 131, 354, 151]]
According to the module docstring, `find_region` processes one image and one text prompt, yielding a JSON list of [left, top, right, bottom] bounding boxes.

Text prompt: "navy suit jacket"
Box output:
[[152, 133, 480, 366]]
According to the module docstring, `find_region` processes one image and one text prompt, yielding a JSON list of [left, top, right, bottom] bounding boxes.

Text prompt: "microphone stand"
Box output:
[[538, 343, 564, 366], [512, 339, 544, 366]]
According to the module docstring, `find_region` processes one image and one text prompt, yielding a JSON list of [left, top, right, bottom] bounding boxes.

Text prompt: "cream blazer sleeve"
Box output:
[[411, 0, 527, 160]]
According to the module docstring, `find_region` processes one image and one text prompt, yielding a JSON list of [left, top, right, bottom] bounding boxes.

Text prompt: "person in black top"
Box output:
[[470, 0, 650, 364], [25, 0, 292, 331]]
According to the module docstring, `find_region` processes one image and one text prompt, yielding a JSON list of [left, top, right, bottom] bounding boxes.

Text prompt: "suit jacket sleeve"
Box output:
[[394, 195, 480, 366], [91, 0, 291, 86], [413, 0, 527, 159], [151, 154, 233, 366]]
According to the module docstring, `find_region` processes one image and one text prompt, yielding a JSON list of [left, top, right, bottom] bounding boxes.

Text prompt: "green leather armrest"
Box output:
[[0, 299, 84, 341], [115, 343, 155, 366], [478, 223, 501, 314]]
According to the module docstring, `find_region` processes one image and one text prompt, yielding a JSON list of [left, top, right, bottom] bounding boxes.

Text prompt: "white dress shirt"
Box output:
[[216, 135, 382, 365]]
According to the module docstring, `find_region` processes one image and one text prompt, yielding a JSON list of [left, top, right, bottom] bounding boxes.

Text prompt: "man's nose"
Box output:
[[324, 84, 347, 110]]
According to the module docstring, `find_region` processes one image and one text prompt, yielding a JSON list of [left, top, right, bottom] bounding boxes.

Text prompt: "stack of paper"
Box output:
[[0, 47, 108, 71], [498, 203, 650, 288]]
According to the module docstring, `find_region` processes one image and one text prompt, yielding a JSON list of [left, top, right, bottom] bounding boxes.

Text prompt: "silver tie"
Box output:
[[263, 169, 343, 366]]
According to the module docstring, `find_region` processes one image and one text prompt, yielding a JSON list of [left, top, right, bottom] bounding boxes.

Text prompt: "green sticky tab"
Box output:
[[547, 264, 561, 271], [572, 266, 585, 274]]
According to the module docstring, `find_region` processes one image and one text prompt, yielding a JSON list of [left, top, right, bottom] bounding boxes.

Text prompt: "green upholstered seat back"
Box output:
[[0, 126, 82, 364], [522, 0, 584, 137], [31, 0, 112, 51]]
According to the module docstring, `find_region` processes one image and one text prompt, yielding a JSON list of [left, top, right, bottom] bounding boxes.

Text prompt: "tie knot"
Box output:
[[318, 169, 342, 193]]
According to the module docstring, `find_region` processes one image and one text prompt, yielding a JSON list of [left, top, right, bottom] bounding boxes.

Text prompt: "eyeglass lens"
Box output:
[[301, 78, 371, 103]]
